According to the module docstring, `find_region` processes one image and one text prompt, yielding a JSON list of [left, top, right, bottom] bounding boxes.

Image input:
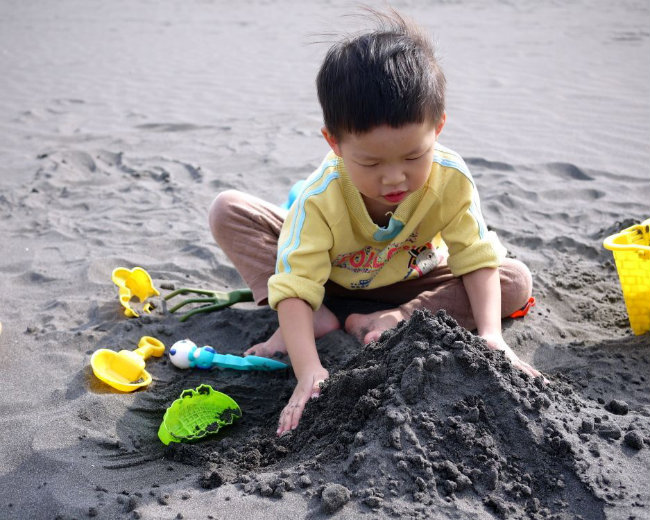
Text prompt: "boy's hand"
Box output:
[[481, 332, 547, 382], [462, 268, 548, 384], [277, 366, 329, 436]]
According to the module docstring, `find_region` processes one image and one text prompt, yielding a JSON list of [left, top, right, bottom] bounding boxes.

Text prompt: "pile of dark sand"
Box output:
[[153, 310, 648, 519]]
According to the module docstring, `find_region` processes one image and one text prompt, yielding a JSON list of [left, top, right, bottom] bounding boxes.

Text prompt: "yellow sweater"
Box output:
[[268, 143, 505, 310]]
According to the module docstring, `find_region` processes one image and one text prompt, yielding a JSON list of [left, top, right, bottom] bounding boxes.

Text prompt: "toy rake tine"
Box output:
[[167, 297, 216, 314], [177, 303, 230, 322], [164, 287, 219, 300], [165, 287, 255, 321], [199, 289, 254, 306]]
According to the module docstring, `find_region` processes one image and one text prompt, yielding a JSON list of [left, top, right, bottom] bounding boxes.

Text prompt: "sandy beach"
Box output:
[[0, 0, 649, 518]]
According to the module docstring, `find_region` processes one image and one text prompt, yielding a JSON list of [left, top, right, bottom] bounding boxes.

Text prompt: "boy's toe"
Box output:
[[364, 330, 382, 344]]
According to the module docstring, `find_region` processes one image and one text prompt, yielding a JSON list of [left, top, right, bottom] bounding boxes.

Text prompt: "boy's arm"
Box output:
[[462, 267, 542, 379], [276, 297, 329, 435]]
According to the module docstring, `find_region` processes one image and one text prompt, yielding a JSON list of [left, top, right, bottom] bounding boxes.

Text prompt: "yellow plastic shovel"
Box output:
[[91, 336, 165, 392]]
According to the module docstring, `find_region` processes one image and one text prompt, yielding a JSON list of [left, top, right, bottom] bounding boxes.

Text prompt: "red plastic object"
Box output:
[[510, 296, 536, 319]]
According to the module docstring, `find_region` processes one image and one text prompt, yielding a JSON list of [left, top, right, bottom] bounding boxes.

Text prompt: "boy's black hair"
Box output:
[[317, 9, 445, 140]]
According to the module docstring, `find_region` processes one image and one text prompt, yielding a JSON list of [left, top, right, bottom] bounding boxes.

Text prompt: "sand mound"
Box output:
[[156, 310, 648, 518]]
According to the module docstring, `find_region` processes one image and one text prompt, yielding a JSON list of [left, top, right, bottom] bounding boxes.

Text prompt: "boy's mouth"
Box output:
[[383, 191, 407, 204]]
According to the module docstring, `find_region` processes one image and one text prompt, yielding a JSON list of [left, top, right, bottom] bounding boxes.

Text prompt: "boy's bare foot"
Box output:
[[345, 308, 406, 345], [245, 327, 287, 358], [244, 304, 340, 358]]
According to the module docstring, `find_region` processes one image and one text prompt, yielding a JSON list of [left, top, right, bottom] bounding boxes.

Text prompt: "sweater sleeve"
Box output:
[[440, 167, 506, 276], [268, 198, 333, 310]]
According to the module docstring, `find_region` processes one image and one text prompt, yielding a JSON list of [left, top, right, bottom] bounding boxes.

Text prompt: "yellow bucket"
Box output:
[[603, 218, 650, 335]]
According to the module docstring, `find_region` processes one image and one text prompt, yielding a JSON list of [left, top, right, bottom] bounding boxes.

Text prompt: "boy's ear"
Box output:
[[435, 113, 447, 136], [321, 127, 342, 156]]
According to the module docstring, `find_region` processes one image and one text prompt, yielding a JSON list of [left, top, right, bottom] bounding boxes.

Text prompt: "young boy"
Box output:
[[209, 10, 541, 436]]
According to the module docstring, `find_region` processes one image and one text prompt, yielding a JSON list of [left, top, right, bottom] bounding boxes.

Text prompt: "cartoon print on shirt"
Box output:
[[330, 231, 446, 288], [331, 231, 421, 274], [404, 243, 441, 279], [350, 278, 372, 289]]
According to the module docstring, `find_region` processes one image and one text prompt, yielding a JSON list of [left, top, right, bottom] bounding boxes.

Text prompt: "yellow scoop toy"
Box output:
[[112, 267, 160, 318], [91, 336, 165, 392]]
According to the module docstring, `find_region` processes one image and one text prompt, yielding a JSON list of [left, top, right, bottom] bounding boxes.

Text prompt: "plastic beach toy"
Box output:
[[164, 287, 253, 322], [158, 384, 242, 445], [112, 267, 160, 318], [91, 336, 165, 392], [604, 218, 650, 335], [169, 339, 288, 371]]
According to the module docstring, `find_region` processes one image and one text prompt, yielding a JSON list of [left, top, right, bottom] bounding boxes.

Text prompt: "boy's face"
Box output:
[[322, 116, 445, 221]]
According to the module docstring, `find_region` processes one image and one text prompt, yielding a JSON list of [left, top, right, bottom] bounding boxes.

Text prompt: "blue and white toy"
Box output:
[[168, 339, 288, 372]]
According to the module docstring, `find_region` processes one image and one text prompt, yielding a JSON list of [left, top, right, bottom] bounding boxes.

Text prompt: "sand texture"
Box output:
[[0, 0, 649, 519]]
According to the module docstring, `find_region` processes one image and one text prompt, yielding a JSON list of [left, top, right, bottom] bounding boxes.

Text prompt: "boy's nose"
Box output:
[[382, 168, 407, 185]]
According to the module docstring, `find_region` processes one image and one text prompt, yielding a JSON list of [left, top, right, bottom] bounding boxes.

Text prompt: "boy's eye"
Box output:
[[406, 146, 431, 161], [406, 153, 425, 161], [359, 162, 379, 168]]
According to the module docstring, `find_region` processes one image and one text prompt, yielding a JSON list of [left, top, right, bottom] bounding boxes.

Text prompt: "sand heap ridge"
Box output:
[[151, 311, 650, 519], [161, 310, 649, 518], [276, 310, 599, 518]]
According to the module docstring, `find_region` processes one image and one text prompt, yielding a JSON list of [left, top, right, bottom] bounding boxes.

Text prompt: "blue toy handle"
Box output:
[[211, 353, 288, 371]]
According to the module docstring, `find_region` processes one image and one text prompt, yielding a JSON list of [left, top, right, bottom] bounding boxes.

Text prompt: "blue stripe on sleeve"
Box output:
[[433, 155, 487, 239], [277, 160, 339, 273]]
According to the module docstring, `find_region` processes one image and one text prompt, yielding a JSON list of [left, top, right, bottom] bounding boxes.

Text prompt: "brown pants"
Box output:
[[208, 189, 533, 331]]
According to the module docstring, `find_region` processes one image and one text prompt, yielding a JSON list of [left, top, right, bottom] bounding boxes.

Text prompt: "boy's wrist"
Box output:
[[295, 361, 326, 381]]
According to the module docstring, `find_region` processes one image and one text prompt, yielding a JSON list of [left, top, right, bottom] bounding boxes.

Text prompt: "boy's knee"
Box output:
[[513, 259, 533, 298], [208, 189, 244, 238], [501, 259, 533, 312]]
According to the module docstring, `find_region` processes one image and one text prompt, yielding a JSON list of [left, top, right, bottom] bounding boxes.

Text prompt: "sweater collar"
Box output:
[[336, 155, 428, 242]]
